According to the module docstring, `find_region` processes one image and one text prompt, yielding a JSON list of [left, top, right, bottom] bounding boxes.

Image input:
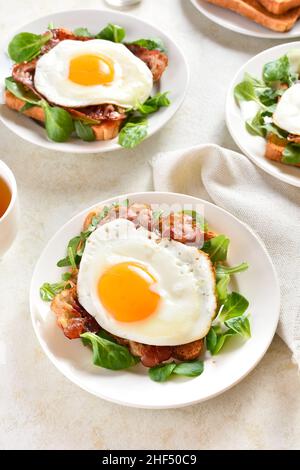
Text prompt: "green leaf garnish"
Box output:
[[219, 292, 249, 321], [216, 274, 230, 305], [148, 360, 204, 382], [118, 117, 148, 148], [282, 144, 300, 165], [5, 77, 41, 105], [81, 332, 139, 370], [41, 101, 74, 142], [263, 55, 297, 87], [96, 23, 125, 43], [73, 27, 93, 37], [137, 92, 170, 115], [8, 31, 52, 62], [74, 120, 96, 142], [202, 235, 230, 263], [216, 262, 249, 280], [225, 314, 251, 339], [129, 37, 166, 52]]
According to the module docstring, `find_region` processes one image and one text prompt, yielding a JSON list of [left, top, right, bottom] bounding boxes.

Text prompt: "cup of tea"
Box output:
[[0, 160, 19, 258]]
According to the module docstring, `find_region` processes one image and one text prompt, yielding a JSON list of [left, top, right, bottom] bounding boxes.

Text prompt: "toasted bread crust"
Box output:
[[265, 133, 300, 167], [5, 90, 122, 141], [257, 0, 300, 14], [205, 0, 300, 31]]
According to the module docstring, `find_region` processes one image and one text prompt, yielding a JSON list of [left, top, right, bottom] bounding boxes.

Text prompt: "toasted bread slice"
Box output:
[[257, 0, 300, 14], [204, 0, 300, 31], [4, 90, 122, 141], [265, 133, 300, 167]]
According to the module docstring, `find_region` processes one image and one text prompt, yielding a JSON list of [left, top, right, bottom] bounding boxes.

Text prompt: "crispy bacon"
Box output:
[[51, 287, 99, 339], [125, 44, 168, 81], [12, 60, 39, 95], [69, 104, 126, 122]]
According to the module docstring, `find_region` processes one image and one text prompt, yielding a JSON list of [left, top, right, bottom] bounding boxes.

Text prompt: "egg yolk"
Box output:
[[69, 54, 114, 86], [98, 262, 160, 323]]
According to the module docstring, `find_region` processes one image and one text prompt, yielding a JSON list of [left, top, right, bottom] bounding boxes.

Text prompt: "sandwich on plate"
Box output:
[[235, 49, 300, 168], [4, 23, 169, 148], [40, 200, 251, 383]]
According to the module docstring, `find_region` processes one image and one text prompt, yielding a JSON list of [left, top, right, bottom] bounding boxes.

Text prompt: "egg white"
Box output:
[[273, 83, 300, 136], [77, 218, 217, 346], [34, 39, 153, 108]]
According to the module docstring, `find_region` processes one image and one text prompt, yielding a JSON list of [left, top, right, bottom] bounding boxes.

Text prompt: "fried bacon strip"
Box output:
[[126, 44, 168, 81], [51, 287, 99, 340]]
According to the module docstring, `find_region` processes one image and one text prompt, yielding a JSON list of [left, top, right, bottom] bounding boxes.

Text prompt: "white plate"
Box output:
[[226, 42, 300, 187], [190, 0, 300, 38], [0, 10, 188, 153], [30, 191, 280, 409]]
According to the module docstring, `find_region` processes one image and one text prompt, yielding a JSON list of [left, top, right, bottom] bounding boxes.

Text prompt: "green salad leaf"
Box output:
[[216, 274, 230, 305], [129, 37, 166, 52], [246, 110, 268, 138], [219, 292, 249, 321], [8, 31, 52, 62], [40, 272, 72, 301], [137, 92, 170, 115], [149, 363, 177, 382], [96, 23, 125, 42], [149, 360, 204, 382], [282, 144, 300, 164], [216, 262, 249, 280], [73, 27, 93, 37], [81, 332, 139, 370], [5, 77, 41, 105], [74, 120, 96, 142], [263, 55, 297, 87], [225, 314, 251, 339], [41, 101, 74, 142], [202, 235, 230, 263], [207, 329, 237, 355], [118, 117, 148, 148], [173, 360, 204, 378]]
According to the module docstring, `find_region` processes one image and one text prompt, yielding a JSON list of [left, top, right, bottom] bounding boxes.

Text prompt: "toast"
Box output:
[[205, 0, 300, 31], [5, 90, 123, 141], [265, 133, 300, 167], [257, 0, 300, 14]]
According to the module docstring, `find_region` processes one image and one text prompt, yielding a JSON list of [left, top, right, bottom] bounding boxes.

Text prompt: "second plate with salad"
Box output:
[[227, 41, 300, 187]]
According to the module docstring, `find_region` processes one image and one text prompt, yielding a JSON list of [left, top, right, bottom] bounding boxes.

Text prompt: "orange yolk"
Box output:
[[98, 262, 160, 323], [69, 54, 114, 86]]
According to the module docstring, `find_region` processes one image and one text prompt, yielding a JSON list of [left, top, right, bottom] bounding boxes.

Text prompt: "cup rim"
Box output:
[[0, 160, 17, 223]]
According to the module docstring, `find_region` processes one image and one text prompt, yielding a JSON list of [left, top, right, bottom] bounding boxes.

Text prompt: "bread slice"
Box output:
[[265, 133, 300, 167], [4, 90, 122, 141], [204, 0, 300, 32], [257, 0, 300, 14]]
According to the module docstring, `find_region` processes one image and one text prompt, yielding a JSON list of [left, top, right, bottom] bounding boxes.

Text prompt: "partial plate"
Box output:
[[30, 191, 280, 409], [0, 9, 188, 153], [190, 0, 300, 39], [226, 42, 300, 187]]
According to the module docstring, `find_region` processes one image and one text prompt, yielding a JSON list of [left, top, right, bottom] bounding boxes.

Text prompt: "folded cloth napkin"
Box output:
[[152, 144, 300, 366]]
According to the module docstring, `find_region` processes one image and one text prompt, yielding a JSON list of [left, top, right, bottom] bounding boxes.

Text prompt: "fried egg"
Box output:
[[273, 83, 300, 136], [34, 39, 153, 108], [77, 218, 216, 346]]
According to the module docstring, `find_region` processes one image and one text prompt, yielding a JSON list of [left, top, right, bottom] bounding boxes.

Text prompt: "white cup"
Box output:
[[0, 160, 19, 258]]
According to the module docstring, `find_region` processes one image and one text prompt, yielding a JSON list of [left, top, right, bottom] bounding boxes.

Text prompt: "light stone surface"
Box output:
[[0, 0, 299, 450]]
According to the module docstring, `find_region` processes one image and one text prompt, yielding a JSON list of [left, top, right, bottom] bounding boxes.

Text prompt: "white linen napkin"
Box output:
[[152, 144, 300, 366]]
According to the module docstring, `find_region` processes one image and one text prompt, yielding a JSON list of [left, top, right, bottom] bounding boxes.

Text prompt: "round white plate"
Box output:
[[226, 42, 300, 187], [0, 10, 188, 153], [30, 191, 280, 409], [190, 0, 300, 38]]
